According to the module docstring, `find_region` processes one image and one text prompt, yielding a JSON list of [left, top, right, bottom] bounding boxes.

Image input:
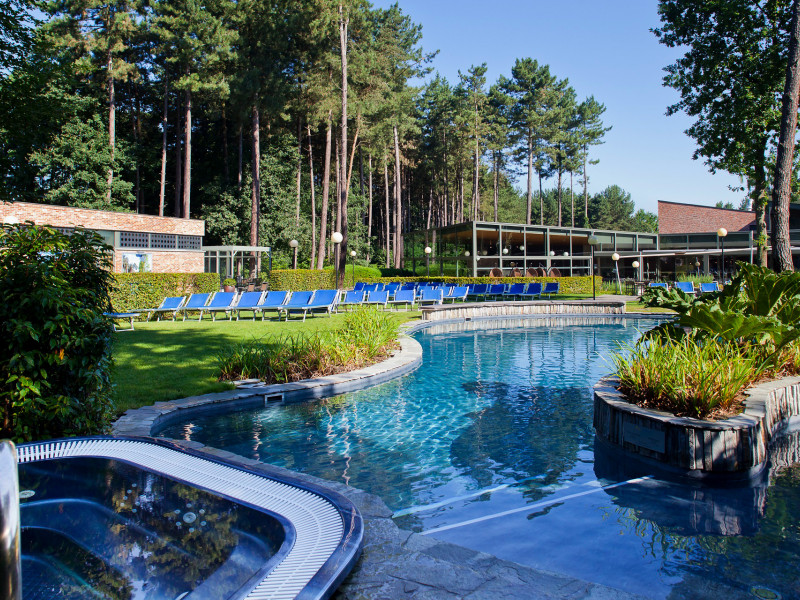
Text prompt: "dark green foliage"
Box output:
[[0, 223, 115, 442], [269, 269, 337, 291], [30, 114, 135, 210], [110, 272, 220, 313]]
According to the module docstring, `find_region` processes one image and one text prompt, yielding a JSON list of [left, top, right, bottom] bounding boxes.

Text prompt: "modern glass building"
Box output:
[[405, 221, 776, 281]]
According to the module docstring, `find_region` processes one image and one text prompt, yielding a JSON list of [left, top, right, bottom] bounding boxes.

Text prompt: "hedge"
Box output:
[[111, 273, 220, 312], [270, 265, 383, 290], [376, 276, 602, 295]]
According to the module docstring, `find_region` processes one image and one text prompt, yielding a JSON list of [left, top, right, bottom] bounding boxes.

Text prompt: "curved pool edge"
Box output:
[[18, 436, 363, 600]]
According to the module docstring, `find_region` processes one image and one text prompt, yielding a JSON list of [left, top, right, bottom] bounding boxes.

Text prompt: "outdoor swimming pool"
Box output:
[[159, 317, 800, 599]]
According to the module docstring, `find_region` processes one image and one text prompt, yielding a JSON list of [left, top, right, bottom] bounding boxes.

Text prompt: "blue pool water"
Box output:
[[19, 457, 284, 600], [159, 317, 800, 599]]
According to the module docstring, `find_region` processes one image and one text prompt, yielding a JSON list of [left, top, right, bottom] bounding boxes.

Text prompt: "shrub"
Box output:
[[613, 334, 760, 419], [111, 272, 219, 312], [216, 306, 400, 383], [269, 268, 337, 291], [0, 224, 115, 442]]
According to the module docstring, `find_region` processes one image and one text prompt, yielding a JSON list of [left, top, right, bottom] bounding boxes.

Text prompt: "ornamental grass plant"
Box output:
[[216, 306, 400, 384]]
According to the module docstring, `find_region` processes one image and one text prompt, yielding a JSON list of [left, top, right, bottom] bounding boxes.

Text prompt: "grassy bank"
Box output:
[[111, 311, 421, 415]]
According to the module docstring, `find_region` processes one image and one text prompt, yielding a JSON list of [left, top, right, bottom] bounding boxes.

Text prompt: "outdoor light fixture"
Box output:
[[502, 248, 509, 254], [612, 252, 621, 294], [632, 260, 640, 269], [331, 232, 343, 286], [588, 235, 599, 301], [424, 245, 432, 277], [464, 250, 470, 257], [349, 249, 356, 284], [563, 251, 569, 257], [289, 239, 299, 270], [717, 227, 728, 281], [331, 231, 343, 244], [549, 251, 555, 256]]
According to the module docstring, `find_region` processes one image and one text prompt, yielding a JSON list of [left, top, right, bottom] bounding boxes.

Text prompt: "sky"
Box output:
[[372, 0, 744, 216]]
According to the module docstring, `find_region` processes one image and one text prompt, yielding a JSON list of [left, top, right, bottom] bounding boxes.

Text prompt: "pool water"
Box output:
[[159, 317, 800, 599], [19, 456, 285, 600]]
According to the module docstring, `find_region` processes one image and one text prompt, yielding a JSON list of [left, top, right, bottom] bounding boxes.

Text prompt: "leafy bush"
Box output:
[[110, 272, 219, 312], [613, 334, 761, 419], [269, 268, 337, 291], [615, 264, 800, 418], [216, 306, 400, 383], [0, 224, 115, 442]]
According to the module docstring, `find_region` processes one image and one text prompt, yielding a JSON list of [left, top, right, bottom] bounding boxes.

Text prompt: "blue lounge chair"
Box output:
[[542, 282, 559, 299], [503, 283, 526, 300], [253, 290, 290, 320], [418, 288, 444, 306], [143, 296, 185, 321], [339, 290, 366, 310], [362, 283, 378, 293], [401, 282, 416, 291], [365, 290, 389, 309], [444, 286, 468, 302], [274, 291, 313, 320], [176, 293, 211, 321], [280, 290, 338, 321], [232, 291, 264, 320], [388, 289, 415, 310], [486, 283, 507, 300], [468, 283, 488, 300], [519, 282, 542, 300], [648, 282, 668, 289], [384, 282, 401, 297], [353, 282, 366, 292], [675, 281, 696, 295], [700, 282, 719, 294], [199, 292, 237, 321]]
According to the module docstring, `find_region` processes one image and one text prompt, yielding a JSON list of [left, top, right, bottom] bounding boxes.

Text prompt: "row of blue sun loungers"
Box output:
[[648, 281, 719, 295], [138, 281, 562, 323]]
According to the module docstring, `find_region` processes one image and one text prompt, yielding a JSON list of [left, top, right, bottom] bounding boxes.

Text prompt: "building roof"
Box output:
[[657, 200, 755, 235]]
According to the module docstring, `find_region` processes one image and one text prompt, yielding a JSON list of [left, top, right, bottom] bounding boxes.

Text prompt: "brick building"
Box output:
[[0, 201, 205, 273], [657, 200, 756, 235]]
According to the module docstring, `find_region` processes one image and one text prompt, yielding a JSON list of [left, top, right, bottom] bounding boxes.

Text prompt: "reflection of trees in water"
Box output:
[[596, 431, 800, 599], [20, 458, 281, 599], [450, 382, 592, 496]]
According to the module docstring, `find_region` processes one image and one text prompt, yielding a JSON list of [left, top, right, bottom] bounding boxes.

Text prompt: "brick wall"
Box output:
[[113, 250, 204, 273], [2, 201, 205, 273], [0, 200, 204, 236], [658, 200, 755, 234]]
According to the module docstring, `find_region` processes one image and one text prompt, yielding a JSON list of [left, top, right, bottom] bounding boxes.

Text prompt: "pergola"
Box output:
[[203, 246, 272, 281]]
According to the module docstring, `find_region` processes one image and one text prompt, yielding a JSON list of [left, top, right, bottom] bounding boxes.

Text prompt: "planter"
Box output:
[[223, 285, 235, 293], [593, 375, 800, 477]]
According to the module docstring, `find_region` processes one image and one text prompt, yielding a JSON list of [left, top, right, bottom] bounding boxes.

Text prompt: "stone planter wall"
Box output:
[[593, 375, 800, 475], [421, 300, 625, 321]]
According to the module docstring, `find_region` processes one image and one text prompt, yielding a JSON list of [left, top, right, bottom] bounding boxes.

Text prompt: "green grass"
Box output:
[[110, 311, 421, 415]]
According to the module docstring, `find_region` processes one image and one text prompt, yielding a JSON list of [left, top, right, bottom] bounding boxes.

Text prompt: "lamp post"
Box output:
[[331, 231, 343, 287], [349, 249, 356, 286], [588, 235, 598, 301], [612, 252, 621, 293], [632, 260, 640, 294], [289, 239, 299, 270], [424, 245, 432, 277], [717, 227, 728, 282]]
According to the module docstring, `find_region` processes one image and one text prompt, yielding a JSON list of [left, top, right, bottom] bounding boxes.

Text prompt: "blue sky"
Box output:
[[373, 0, 744, 215]]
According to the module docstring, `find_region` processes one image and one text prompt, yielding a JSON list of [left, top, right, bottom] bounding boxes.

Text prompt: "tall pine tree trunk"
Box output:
[[570, 170, 574, 228], [159, 73, 168, 216], [250, 104, 260, 250], [295, 118, 302, 230], [174, 108, 182, 217], [556, 156, 563, 227], [337, 5, 350, 287], [538, 169, 544, 226], [526, 135, 533, 225], [182, 83, 191, 219], [367, 154, 373, 263], [316, 114, 332, 269], [583, 142, 589, 227], [106, 48, 115, 204], [771, 0, 800, 272], [754, 144, 769, 267], [493, 151, 499, 222], [473, 133, 480, 221], [393, 124, 402, 268], [237, 123, 243, 190], [384, 158, 390, 267], [133, 83, 141, 212], [308, 124, 317, 268], [222, 107, 229, 184]]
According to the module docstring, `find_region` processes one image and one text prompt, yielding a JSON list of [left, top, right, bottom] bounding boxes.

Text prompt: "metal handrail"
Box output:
[[0, 440, 21, 600]]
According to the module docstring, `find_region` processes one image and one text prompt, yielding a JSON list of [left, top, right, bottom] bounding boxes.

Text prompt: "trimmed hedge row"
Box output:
[[270, 265, 384, 290], [111, 273, 220, 312], [377, 276, 602, 295]]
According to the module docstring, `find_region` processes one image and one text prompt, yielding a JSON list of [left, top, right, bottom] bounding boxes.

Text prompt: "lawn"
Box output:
[[110, 311, 421, 415]]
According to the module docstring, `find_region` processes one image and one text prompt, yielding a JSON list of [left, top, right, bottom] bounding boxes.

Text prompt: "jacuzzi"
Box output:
[[15, 437, 362, 600]]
